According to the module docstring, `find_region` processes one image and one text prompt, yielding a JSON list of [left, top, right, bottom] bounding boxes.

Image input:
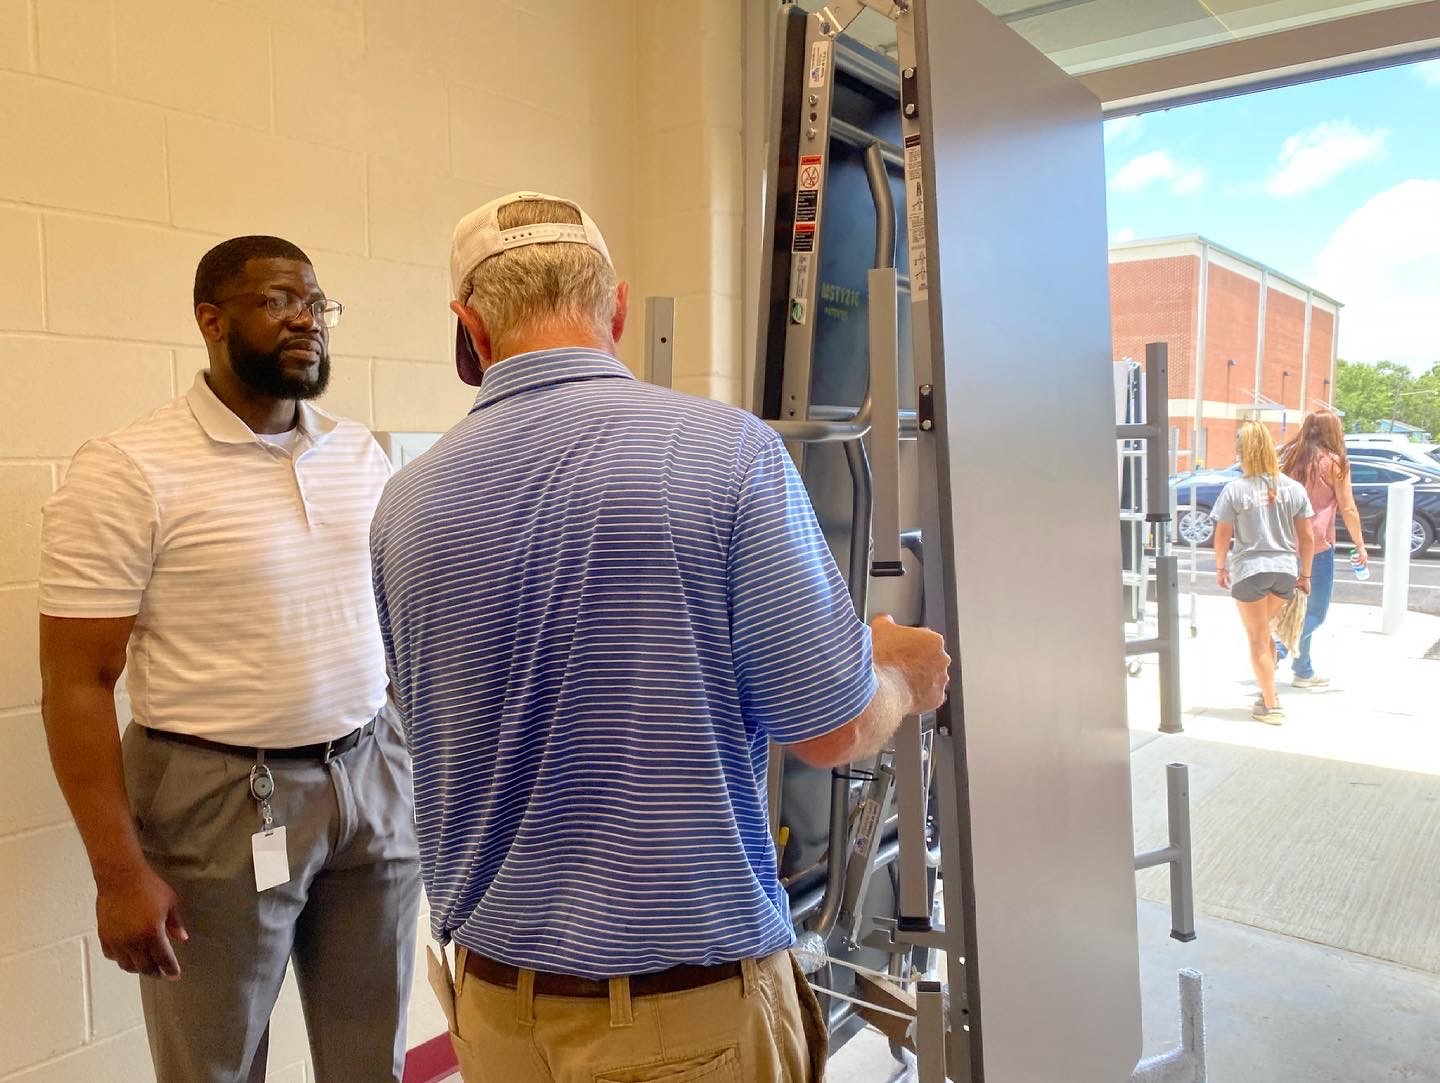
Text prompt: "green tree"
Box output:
[[1334, 359, 1419, 433], [1408, 363, 1440, 439]]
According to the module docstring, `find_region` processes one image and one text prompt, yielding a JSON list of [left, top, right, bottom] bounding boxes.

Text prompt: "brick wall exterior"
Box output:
[[1110, 255, 1197, 402], [1111, 247, 1339, 468]]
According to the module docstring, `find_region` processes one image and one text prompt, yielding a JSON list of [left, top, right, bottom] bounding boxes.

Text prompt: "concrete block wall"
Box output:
[[634, 1, 745, 405], [0, 1, 746, 1078]]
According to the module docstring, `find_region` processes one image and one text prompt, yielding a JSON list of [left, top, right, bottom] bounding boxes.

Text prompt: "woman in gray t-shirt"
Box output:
[[1211, 421, 1315, 724]]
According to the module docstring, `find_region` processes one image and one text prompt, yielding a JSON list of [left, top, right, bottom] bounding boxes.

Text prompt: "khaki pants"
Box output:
[[440, 948, 828, 1083]]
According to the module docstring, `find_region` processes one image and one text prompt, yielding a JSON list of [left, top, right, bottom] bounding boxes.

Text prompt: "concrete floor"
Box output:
[[828, 901, 1440, 1083], [1137, 900, 1440, 1083]]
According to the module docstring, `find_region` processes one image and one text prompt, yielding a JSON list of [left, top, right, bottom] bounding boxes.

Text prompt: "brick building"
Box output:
[[1110, 236, 1342, 468]]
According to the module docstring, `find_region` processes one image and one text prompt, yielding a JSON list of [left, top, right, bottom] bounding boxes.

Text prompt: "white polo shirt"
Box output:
[[40, 373, 392, 746]]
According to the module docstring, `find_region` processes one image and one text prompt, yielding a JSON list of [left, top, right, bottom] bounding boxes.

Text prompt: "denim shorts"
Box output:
[[1232, 571, 1296, 602]]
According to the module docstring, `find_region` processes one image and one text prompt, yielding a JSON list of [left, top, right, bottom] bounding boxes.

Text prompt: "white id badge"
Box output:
[[251, 826, 290, 892]]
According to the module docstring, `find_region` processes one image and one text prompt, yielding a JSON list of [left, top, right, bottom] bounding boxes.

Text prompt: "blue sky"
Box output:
[[1104, 58, 1440, 371]]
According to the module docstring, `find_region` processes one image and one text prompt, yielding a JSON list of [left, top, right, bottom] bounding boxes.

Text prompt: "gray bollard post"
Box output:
[[1134, 763, 1196, 942], [1166, 763, 1195, 942], [1381, 480, 1414, 635], [1155, 555, 1183, 735]]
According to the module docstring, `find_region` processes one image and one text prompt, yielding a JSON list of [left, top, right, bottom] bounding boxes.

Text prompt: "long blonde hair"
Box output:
[[1236, 421, 1280, 504]]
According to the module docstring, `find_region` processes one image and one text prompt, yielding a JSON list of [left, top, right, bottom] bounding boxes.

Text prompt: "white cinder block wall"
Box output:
[[0, 1, 743, 1079]]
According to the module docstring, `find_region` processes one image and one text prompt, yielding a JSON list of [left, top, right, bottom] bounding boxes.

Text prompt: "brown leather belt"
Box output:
[[463, 951, 742, 998], [142, 719, 376, 763]]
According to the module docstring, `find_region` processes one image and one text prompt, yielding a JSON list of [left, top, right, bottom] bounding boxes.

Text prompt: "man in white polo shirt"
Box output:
[[38, 236, 420, 1082]]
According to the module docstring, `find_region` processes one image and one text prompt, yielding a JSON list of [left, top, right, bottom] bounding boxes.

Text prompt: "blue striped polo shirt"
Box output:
[[370, 348, 875, 979]]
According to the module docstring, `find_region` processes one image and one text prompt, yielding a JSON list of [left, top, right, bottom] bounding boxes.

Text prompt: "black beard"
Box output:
[[226, 328, 331, 401]]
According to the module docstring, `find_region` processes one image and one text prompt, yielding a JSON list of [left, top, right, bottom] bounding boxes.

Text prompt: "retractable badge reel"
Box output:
[[249, 758, 290, 892]]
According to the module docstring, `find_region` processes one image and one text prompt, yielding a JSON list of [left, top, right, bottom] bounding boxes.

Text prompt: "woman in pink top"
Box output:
[[1277, 411, 1369, 685]]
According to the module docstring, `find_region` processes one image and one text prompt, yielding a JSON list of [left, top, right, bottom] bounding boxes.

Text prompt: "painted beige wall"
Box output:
[[0, 1, 742, 1079]]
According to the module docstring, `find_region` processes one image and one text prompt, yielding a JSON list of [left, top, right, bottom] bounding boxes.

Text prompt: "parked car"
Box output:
[[1347, 441, 1440, 473], [1169, 460, 1439, 555], [1170, 465, 1238, 547], [1348, 461, 1440, 554]]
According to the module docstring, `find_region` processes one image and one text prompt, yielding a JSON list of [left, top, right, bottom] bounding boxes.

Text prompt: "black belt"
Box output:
[[143, 718, 377, 763], [464, 952, 743, 998]]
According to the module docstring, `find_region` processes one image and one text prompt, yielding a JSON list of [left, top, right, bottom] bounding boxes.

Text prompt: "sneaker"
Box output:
[[1292, 674, 1329, 688], [1252, 703, 1285, 725]]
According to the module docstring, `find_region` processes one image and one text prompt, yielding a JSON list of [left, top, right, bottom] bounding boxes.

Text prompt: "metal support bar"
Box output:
[[863, 139, 903, 577], [842, 437, 874, 618], [915, 981, 948, 1083], [1144, 343, 1172, 525], [1155, 555, 1183, 735], [892, 716, 931, 927], [807, 771, 852, 937], [643, 297, 674, 389], [1130, 969, 1207, 1082], [868, 266, 903, 577], [1116, 423, 1161, 441], [1120, 342, 1184, 734], [1133, 763, 1195, 942]]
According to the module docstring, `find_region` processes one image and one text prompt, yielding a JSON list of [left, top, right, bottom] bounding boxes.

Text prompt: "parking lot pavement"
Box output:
[[1141, 545, 1440, 616]]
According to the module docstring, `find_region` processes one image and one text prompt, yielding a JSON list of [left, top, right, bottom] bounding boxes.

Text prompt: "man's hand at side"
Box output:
[[40, 614, 187, 981], [97, 863, 188, 979]]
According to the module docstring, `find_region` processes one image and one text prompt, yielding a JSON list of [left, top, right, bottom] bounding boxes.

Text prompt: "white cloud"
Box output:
[[1111, 150, 1207, 196], [1111, 227, 1137, 244], [1314, 180, 1440, 369], [1172, 167, 1207, 196], [1112, 150, 1176, 191], [1104, 115, 1144, 146], [1264, 121, 1387, 197], [1415, 60, 1440, 87]]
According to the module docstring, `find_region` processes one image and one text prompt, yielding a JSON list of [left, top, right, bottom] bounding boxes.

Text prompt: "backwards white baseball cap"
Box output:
[[449, 191, 614, 386]]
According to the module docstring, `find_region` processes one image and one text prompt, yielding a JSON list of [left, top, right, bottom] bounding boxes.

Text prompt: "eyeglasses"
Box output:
[[215, 290, 344, 329]]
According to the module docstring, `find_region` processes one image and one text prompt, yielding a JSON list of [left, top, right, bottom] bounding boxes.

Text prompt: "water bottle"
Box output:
[[1350, 547, 1370, 581]]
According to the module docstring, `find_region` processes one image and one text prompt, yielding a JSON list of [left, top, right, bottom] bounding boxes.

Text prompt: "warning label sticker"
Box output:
[[903, 133, 929, 301], [808, 40, 831, 88], [798, 155, 823, 191], [791, 251, 812, 301], [792, 222, 816, 253], [795, 189, 818, 223]]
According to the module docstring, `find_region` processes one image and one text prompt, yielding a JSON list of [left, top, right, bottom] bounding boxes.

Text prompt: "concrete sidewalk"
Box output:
[[1128, 595, 1440, 1081], [1127, 592, 1440, 774]]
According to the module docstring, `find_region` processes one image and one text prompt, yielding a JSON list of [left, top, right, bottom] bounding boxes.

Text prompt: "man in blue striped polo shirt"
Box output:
[[371, 192, 950, 1082]]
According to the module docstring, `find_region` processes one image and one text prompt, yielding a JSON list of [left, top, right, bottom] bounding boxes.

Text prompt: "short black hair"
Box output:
[[193, 236, 312, 307]]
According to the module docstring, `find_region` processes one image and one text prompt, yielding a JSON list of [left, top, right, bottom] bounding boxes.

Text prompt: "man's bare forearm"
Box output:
[[43, 685, 147, 887], [843, 664, 917, 762]]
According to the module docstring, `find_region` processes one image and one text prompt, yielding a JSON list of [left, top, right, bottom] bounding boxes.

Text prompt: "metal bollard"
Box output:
[[1134, 763, 1196, 942], [1381, 480, 1414, 635]]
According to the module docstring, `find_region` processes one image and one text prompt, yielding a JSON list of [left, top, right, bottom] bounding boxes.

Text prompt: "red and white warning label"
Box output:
[[792, 222, 816, 253], [798, 155, 823, 191]]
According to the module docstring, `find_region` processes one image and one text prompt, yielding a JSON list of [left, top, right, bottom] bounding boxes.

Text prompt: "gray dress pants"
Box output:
[[121, 707, 421, 1082]]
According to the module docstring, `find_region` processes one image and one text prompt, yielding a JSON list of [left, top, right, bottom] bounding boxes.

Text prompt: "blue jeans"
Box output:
[[1277, 546, 1336, 678]]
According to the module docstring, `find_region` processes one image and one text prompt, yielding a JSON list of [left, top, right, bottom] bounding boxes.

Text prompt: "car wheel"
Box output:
[[1378, 516, 1435, 555], [1177, 508, 1214, 547], [1412, 517, 1434, 555]]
